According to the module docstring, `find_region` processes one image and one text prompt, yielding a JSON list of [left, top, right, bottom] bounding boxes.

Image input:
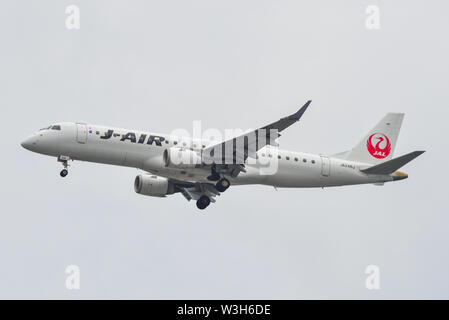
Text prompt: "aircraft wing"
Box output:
[[202, 100, 311, 164]]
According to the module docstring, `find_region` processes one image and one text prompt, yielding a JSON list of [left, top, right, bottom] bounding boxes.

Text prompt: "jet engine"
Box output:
[[163, 147, 201, 168], [134, 174, 175, 197]]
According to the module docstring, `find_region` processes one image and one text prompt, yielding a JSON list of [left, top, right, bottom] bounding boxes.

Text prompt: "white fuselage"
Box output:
[[21, 122, 395, 188]]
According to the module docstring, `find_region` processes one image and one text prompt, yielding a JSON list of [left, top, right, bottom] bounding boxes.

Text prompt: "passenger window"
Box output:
[[303, 159, 307, 163], [278, 155, 281, 159], [286, 156, 290, 160], [294, 157, 298, 161], [165, 140, 169, 144], [312, 160, 315, 164], [51, 125, 61, 130], [261, 153, 265, 157], [174, 141, 178, 145]]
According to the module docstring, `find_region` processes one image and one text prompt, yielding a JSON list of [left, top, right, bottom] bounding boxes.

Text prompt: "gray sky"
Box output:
[[1, 0, 448, 299]]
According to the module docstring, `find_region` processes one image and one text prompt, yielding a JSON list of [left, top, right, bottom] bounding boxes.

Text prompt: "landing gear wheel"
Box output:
[[216, 178, 230, 192], [196, 195, 211, 210], [60, 169, 68, 177]]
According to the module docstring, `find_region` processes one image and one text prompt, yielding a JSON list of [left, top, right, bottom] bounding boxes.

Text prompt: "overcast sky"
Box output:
[[1, 0, 448, 299]]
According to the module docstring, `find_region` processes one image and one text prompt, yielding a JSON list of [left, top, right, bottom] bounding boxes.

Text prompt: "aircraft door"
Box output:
[[320, 156, 330, 177], [76, 123, 88, 144]]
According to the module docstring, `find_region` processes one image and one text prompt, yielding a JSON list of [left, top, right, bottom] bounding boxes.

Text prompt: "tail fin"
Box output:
[[361, 151, 425, 175], [334, 113, 404, 165]]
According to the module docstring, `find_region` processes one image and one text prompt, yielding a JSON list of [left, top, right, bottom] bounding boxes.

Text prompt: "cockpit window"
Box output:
[[51, 125, 61, 130], [40, 126, 52, 131]]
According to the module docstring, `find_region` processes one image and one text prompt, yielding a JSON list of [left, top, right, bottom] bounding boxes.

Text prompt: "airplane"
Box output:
[[20, 101, 424, 210]]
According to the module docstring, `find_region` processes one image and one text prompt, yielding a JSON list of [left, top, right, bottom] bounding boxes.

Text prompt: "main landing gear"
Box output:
[[58, 155, 70, 178], [195, 178, 230, 210], [207, 166, 231, 192], [215, 178, 230, 192], [196, 195, 211, 210], [207, 164, 220, 181]]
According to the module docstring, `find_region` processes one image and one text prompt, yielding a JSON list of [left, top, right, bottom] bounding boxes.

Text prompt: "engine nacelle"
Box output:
[[163, 147, 201, 168], [134, 174, 175, 197]]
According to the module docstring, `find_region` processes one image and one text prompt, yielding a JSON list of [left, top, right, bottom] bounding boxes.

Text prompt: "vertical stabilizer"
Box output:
[[334, 113, 404, 165]]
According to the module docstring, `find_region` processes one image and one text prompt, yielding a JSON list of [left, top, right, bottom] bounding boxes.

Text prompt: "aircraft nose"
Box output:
[[21, 136, 36, 150]]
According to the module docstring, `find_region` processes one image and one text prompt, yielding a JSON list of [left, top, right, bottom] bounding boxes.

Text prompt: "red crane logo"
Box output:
[[367, 133, 391, 159]]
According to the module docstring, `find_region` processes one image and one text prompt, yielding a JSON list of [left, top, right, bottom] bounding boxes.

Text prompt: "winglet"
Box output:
[[287, 100, 312, 121]]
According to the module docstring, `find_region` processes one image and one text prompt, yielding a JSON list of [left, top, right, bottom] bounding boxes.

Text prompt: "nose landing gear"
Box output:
[[57, 155, 71, 178]]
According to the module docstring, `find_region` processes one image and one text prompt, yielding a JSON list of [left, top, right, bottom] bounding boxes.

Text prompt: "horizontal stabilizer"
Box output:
[[361, 151, 425, 175]]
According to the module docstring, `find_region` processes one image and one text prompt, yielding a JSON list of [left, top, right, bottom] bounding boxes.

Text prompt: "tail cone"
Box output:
[[392, 170, 408, 181]]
